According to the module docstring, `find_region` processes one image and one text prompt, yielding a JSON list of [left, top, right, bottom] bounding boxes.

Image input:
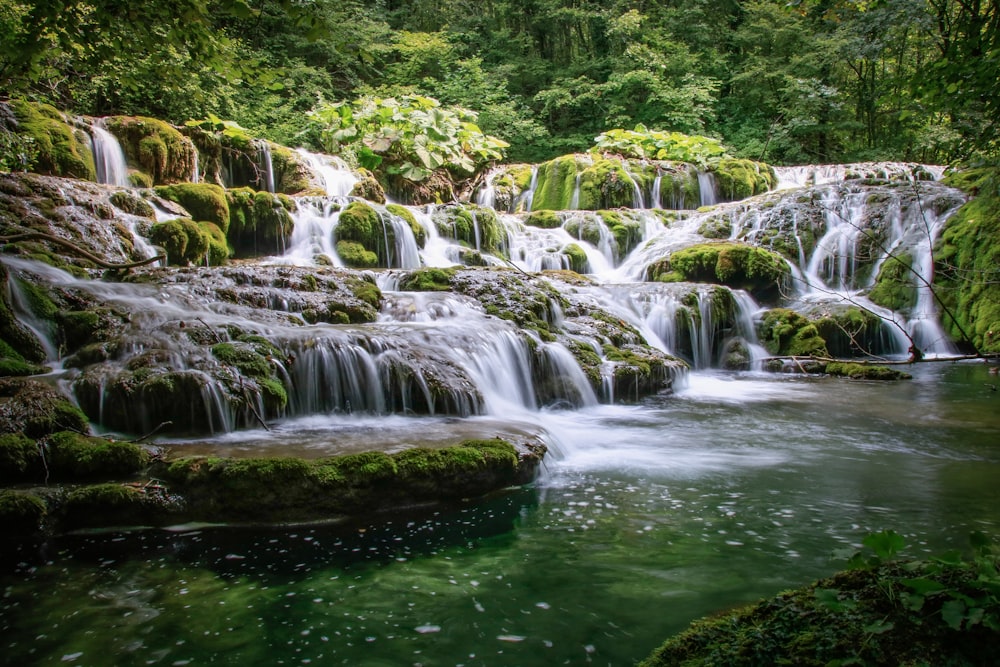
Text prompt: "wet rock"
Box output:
[[0, 378, 89, 438]]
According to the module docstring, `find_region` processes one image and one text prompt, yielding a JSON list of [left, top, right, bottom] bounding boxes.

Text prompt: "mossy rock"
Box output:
[[336, 240, 379, 268], [351, 168, 386, 203], [0, 267, 48, 366], [0, 378, 90, 438], [211, 341, 273, 379], [524, 210, 562, 229], [598, 210, 644, 258], [200, 221, 230, 265], [759, 308, 830, 357], [813, 307, 890, 358], [59, 483, 162, 529], [109, 190, 155, 218], [386, 203, 426, 248], [563, 243, 588, 273], [105, 116, 196, 184], [154, 183, 230, 231], [47, 431, 149, 480], [0, 491, 46, 536], [530, 155, 583, 211], [711, 159, 776, 201], [824, 361, 912, 380], [270, 145, 315, 195], [56, 307, 126, 352], [640, 559, 994, 667], [0, 432, 43, 482], [432, 205, 505, 256], [149, 218, 214, 266], [226, 187, 295, 258], [399, 267, 457, 291], [935, 165, 1000, 354], [8, 100, 96, 180], [650, 242, 789, 299], [577, 156, 640, 210], [155, 439, 537, 521]]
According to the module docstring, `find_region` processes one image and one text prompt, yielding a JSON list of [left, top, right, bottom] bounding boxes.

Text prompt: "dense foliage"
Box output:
[[1, 0, 998, 164]]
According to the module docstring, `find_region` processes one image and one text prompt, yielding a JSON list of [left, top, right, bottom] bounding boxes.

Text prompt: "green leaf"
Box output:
[[901, 578, 947, 595], [863, 530, 905, 560], [932, 550, 964, 567], [941, 599, 967, 630], [863, 619, 894, 635]]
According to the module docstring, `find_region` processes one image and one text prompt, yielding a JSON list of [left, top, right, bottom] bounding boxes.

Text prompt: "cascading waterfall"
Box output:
[[569, 174, 582, 210], [698, 172, 717, 207], [295, 148, 358, 196], [515, 167, 539, 212], [256, 140, 276, 193], [89, 121, 130, 187], [651, 173, 663, 210]]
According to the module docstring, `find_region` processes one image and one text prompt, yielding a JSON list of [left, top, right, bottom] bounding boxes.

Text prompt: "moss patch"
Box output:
[[649, 242, 789, 299], [8, 100, 96, 180], [711, 158, 776, 201], [825, 361, 912, 380], [155, 183, 230, 231], [0, 491, 46, 536], [105, 116, 196, 184], [759, 308, 830, 357], [869, 254, 917, 313], [399, 267, 457, 291]]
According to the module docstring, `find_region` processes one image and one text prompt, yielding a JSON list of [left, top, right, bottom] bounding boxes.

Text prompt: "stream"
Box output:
[[3, 362, 998, 666]]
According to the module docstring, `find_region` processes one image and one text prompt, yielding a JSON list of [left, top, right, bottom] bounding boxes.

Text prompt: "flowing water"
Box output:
[[3, 363, 999, 666]]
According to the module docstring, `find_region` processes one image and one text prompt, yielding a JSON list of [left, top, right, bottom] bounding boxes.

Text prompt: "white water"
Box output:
[[89, 121, 130, 187], [295, 148, 359, 196], [257, 140, 276, 193], [698, 171, 717, 207]]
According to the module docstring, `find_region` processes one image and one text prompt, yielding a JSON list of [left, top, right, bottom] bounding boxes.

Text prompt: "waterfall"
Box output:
[[698, 172, 717, 207], [89, 120, 130, 187], [276, 198, 346, 266], [295, 148, 359, 196], [191, 150, 201, 183], [515, 167, 539, 213], [569, 174, 582, 210], [651, 173, 662, 210], [256, 140, 275, 193]]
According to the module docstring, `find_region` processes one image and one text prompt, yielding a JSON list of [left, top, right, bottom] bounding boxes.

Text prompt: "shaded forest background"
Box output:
[[1, 0, 998, 165]]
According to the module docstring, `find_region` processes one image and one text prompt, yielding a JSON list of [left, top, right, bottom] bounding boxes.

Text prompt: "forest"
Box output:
[[2, 0, 998, 166]]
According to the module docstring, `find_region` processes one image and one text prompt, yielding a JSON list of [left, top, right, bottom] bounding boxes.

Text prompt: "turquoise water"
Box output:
[[3, 363, 999, 666]]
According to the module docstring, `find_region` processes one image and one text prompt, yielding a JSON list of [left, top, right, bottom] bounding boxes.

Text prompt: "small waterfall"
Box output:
[[276, 198, 346, 266], [476, 169, 498, 209], [191, 150, 201, 183], [515, 167, 539, 213], [651, 173, 662, 210], [295, 148, 358, 196], [2, 267, 59, 361], [698, 172, 717, 207], [256, 140, 275, 193], [624, 166, 645, 209], [381, 209, 422, 269], [90, 120, 130, 187], [569, 174, 582, 210]]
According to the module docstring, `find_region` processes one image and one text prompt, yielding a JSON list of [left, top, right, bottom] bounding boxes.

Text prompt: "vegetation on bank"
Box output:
[[640, 531, 1000, 667]]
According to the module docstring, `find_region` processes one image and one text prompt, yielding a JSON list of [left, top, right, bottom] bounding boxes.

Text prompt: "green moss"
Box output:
[[814, 307, 887, 358], [577, 156, 636, 210], [824, 361, 912, 380], [0, 433, 42, 482], [868, 254, 917, 312], [105, 116, 196, 184], [525, 210, 562, 229], [148, 218, 212, 266], [211, 342, 272, 378], [8, 100, 96, 180], [15, 278, 58, 321], [531, 155, 581, 211], [599, 210, 643, 258], [711, 159, 776, 201], [934, 165, 1000, 354], [387, 204, 426, 248], [225, 188, 294, 258], [109, 190, 155, 218], [155, 183, 230, 231], [47, 431, 149, 479], [57, 308, 119, 350], [563, 243, 588, 273], [399, 267, 457, 291], [432, 205, 505, 256], [759, 308, 830, 357], [651, 242, 789, 298], [61, 483, 151, 528], [351, 168, 386, 203], [258, 377, 288, 410], [270, 144, 314, 194], [0, 491, 46, 536], [336, 240, 379, 268]]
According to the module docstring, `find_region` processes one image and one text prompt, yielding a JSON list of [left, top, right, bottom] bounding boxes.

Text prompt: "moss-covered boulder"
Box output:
[[351, 168, 386, 203], [0, 264, 48, 371], [7, 100, 96, 180], [109, 190, 155, 218], [226, 188, 295, 257], [154, 183, 230, 231], [868, 254, 917, 313], [0, 378, 89, 438], [813, 307, 892, 358], [155, 439, 543, 522], [59, 483, 167, 529], [399, 267, 457, 291], [386, 203, 426, 248], [105, 116, 196, 184], [935, 166, 1000, 354], [649, 242, 789, 299], [335, 201, 385, 267], [711, 158, 776, 201], [824, 361, 912, 380], [640, 553, 997, 667], [0, 491, 46, 536], [759, 308, 830, 357], [149, 218, 218, 266], [432, 204, 506, 257]]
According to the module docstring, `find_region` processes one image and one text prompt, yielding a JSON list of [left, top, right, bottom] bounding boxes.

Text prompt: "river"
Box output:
[[3, 362, 998, 666]]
